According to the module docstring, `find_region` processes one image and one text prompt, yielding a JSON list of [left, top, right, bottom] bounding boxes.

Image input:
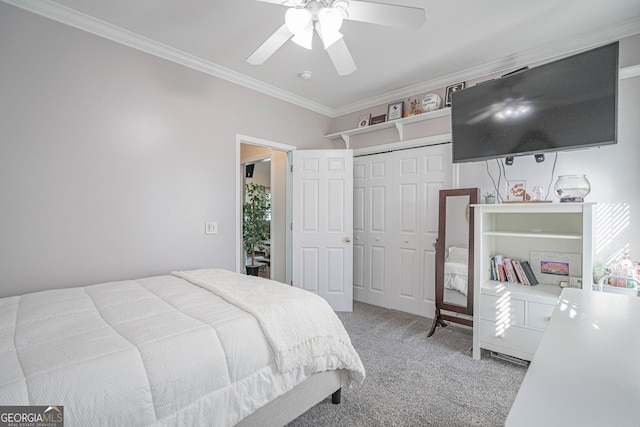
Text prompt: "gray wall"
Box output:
[[0, 3, 332, 297]]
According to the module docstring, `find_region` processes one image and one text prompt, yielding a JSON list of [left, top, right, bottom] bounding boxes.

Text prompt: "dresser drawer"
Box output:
[[478, 319, 543, 358], [479, 294, 525, 326], [527, 301, 556, 331]]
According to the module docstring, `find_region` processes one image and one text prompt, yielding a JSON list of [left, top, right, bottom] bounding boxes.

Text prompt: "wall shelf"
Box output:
[[482, 231, 583, 240], [325, 107, 451, 147]]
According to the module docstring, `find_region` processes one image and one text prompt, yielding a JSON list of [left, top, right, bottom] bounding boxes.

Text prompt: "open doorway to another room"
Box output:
[[240, 142, 290, 283], [243, 157, 272, 279]]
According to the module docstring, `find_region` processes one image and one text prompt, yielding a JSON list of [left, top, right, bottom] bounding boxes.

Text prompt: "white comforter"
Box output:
[[444, 261, 468, 295], [0, 270, 365, 426]]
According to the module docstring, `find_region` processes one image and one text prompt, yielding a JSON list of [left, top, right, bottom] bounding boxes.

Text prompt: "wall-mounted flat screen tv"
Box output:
[[451, 42, 618, 163]]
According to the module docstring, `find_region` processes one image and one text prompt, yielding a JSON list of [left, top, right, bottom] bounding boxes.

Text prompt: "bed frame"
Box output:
[[237, 370, 346, 426]]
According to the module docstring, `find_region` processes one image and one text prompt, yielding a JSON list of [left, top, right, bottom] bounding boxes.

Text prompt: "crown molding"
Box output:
[[621, 64, 640, 80], [4, 0, 640, 119], [2, 0, 334, 117], [333, 17, 640, 117]]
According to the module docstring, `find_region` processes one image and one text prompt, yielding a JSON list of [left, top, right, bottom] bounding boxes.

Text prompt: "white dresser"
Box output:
[[472, 203, 594, 361]]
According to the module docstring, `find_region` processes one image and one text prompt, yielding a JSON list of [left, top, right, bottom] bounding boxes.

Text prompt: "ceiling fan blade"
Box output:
[[326, 38, 357, 76], [344, 1, 426, 29], [252, 0, 297, 6], [247, 24, 294, 65]]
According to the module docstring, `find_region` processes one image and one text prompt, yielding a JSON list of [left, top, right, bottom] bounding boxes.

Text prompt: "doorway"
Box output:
[[236, 135, 296, 284], [243, 158, 272, 278], [236, 135, 355, 311]]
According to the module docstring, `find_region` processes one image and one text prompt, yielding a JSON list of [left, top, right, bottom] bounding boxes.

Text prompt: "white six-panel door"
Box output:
[[353, 144, 451, 317], [292, 150, 353, 312], [353, 153, 393, 308], [353, 159, 367, 303]]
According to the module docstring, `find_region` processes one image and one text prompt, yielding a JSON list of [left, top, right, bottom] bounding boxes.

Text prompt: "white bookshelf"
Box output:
[[472, 202, 594, 361]]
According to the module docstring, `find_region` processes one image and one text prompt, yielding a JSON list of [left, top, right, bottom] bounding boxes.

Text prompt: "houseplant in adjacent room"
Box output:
[[243, 182, 270, 276]]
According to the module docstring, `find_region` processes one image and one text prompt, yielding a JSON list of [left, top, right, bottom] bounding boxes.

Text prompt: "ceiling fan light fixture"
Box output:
[[285, 8, 312, 35], [249, 0, 425, 76], [291, 26, 313, 50], [331, 0, 350, 15], [316, 7, 345, 49]]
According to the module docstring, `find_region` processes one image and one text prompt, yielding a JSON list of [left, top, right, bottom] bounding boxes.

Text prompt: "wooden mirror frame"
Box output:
[[428, 187, 480, 337]]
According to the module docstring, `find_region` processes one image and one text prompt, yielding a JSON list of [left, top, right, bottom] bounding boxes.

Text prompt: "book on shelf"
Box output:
[[493, 255, 507, 282], [520, 261, 539, 285], [513, 260, 530, 285], [503, 259, 517, 283], [489, 258, 497, 281], [489, 255, 538, 286]]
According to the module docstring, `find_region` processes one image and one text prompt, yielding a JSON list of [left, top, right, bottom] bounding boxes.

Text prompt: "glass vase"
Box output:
[[554, 174, 591, 202]]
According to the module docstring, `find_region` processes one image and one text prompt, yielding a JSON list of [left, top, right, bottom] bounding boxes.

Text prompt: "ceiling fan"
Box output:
[[247, 0, 425, 76]]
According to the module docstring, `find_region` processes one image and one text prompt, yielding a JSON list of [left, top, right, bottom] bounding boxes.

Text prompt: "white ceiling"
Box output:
[[9, 0, 640, 116]]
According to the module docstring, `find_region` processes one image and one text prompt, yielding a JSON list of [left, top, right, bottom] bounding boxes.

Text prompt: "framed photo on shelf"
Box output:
[[530, 251, 582, 286], [387, 101, 403, 121], [506, 180, 526, 202], [445, 82, 466, 107], [371, 114, 386, 125], [357, 113, 371, 128]]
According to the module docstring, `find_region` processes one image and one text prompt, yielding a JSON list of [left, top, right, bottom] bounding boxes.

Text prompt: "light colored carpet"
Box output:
[[287, 301, 527, 427]]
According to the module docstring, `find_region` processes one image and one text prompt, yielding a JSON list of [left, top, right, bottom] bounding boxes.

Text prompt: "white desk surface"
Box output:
[[506, 288, 640, 427]]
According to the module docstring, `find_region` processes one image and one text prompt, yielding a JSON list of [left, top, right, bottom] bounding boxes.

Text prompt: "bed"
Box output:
[[443, 246, 469, 305], [0, 268, 365, 426]]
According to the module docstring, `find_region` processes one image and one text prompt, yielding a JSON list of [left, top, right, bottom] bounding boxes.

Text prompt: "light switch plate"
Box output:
[[205, 221, 218, 235]]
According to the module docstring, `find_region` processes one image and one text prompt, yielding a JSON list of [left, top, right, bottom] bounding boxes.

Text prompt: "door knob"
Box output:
[[344, 237, 352, 243], [375, 237, 380, 241]]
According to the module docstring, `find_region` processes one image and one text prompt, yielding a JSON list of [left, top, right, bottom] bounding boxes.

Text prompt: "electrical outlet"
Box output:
[[205, 221, 218, 235]]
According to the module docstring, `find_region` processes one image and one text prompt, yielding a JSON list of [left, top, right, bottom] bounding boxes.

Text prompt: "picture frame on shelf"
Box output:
[[357, 113, 371, 128], [371, 114, 386, 125], [506, 180, 526, 202], [445, 82, 466, 107], [387, 101, 403, 121], [530, 251, 582, 286]]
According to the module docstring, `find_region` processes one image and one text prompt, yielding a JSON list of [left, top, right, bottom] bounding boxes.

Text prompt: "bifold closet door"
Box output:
[[353, 153, 393, 307], [353, 144, 451, 316]]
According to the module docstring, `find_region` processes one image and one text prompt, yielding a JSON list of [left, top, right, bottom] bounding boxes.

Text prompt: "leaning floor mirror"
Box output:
[[428, 188, 479, 337]]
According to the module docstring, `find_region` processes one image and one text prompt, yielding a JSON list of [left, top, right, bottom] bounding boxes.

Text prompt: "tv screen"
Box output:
[[451, 42, 618, 163]]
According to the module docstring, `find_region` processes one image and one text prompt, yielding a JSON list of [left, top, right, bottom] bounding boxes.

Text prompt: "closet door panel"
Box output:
[[369, 246, 386, 294], [419, 145, 452, 312], [366, 154, 392, 307], [392, 150, 422, 314], [353, 159, 367, 302], [353, 153, 392, 307], [353, 241, 365, 300], [421, 181, 443, 304]]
